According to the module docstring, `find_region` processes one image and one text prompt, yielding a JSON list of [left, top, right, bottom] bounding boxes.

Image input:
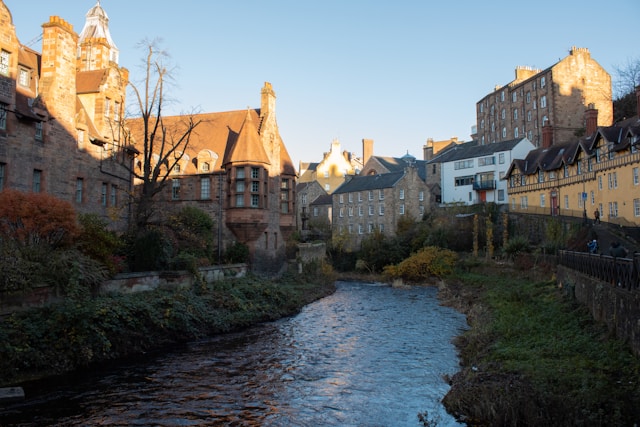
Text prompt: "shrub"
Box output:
[[77, 214, 124, 274], [166, 206, 214, 262], [126, 228, 173, 272], [504, 236, 531, 259], [224, 241, 250, 264], [383, 246, 457, 283], [0, 189, 78, 248], [0, 190, 81, 294]]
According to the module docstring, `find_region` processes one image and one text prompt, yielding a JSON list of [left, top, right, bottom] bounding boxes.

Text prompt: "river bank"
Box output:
[[437, 260, 640, 427], [0, 270, 336, 388]]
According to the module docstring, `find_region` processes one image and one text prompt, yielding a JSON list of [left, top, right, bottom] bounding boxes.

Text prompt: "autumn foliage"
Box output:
[[0, 189, 79, 248], [383, 246, 458, 282]]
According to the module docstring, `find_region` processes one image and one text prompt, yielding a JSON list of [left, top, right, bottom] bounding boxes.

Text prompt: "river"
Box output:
[[0, 281, 468, 426]]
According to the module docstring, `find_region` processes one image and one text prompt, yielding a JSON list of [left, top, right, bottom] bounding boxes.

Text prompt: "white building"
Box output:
[[433, 138, 535, 205]]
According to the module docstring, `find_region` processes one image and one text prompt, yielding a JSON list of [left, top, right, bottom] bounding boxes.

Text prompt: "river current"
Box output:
[[1, 281, 468, 426]]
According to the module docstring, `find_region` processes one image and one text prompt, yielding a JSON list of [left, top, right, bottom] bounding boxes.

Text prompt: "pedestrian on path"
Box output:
[[594, 209, 600, 224]]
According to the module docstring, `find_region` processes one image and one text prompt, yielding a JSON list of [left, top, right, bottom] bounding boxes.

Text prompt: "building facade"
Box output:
[[332, 165, 429, 249], [128, 83, 297, 273], [296, 180, 328, 232], [505, 90, 640, 227], [0, 1, 131, 228], [435, 138, 535, 206], [298, 138, 362, 194], [475, 47, 611, 148]]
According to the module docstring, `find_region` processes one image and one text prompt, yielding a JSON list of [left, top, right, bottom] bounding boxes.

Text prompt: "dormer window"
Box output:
[[201, 162, 210, 172]]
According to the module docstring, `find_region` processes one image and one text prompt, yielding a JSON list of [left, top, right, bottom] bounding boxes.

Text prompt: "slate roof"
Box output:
[[505, 116, 640, 178], [311, 194, 333, 206], [333, 170, 405, 194], [369, 154, 427, 181], [429, 138, 524, 164]]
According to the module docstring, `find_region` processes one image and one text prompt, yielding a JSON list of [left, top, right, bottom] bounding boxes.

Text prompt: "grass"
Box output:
[[441, 263, 640, 427]]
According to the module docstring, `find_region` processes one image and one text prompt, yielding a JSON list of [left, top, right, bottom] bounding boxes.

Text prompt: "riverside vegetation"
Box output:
[[437, 261, 640, 427], [0, 265, 336, 387]]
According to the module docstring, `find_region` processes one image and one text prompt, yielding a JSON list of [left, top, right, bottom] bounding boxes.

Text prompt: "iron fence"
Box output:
[[558, 250, 640, 291]]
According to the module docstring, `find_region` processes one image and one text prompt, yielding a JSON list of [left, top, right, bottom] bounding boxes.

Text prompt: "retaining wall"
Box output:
[[557, 265, 640, 357]]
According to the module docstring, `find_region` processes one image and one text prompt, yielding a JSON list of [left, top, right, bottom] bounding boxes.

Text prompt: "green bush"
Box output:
[[126, 228, 173, 272], [77, 213, 124, 275], [167, 206, 214, 262], [504, 235, 531, 259], [224, 241, 250, 264]]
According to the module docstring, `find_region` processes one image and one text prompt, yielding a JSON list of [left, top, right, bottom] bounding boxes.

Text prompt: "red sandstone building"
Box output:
[[0, 1, 131, 228], [128, 83, 298, 274], [0, 1, 298, 273]]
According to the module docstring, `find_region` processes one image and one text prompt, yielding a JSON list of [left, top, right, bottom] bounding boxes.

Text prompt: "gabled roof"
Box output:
[[333, 170, 405, 194], [504, 137, 593, 178], [77, 70, 108, 94], [76, 97, 106, 144], [430, 138, 526, 164], [367, 155, 427, 181]]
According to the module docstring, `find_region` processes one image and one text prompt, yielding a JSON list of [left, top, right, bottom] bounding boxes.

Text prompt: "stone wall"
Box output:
[[297, 242, 326, 264], [0, 264, 247, 315], [557, 265, 640, 357], [99, 264, 247, 294]]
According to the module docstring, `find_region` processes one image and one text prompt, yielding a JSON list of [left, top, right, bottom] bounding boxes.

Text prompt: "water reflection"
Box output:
[[1, 281, 467, 426]]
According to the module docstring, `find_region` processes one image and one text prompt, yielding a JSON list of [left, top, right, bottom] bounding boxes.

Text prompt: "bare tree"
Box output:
[[613, 56, 640, 100], [122, 41, 201, 232], [610, 57, 640, 123]]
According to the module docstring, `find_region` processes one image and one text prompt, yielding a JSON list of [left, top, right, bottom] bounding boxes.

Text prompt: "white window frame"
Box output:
[[201, 177, 211, 200]]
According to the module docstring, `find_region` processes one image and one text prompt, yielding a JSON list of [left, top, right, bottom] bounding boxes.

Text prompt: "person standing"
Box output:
[[594, 209, 600, 224]]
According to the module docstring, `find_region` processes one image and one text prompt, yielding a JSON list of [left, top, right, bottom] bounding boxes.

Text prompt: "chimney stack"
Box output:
[[542, 119, 553, 148], [585, 104, 598, 136], [362, 139, 373, 165]]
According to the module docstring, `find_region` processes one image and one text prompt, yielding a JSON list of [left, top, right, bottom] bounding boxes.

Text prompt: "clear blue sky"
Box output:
[[6, 0, 639, 168]]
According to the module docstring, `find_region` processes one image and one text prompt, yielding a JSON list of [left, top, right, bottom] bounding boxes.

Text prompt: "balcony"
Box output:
[[473, 180, 496, 190]]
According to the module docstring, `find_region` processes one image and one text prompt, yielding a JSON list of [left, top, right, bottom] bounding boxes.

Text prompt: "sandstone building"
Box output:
[[505, 92, 640, 227], [298, 138, 362, 194], [128, 83, 297, 274], [332, 164, 430, 250], [475, 47, 611, 148], [0, 1, 131, 228]]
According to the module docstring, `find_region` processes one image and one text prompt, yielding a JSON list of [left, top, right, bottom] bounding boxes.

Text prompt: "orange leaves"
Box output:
[[0, 189, 79, 247]]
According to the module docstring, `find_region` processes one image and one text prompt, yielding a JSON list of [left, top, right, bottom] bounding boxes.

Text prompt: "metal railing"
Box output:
[[558, 250, 640, 291]]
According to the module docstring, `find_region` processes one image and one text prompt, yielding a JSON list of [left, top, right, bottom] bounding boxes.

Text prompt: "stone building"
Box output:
[[332, 165, 429, 250], [128, 83, 297, 274], [505, 90, 640, 227], [298, 138, 362, 194], [296, 180, 328, 232], [475, 47, 612, 148], [0, 1, 131, 228], [423, 137, 465, 204]]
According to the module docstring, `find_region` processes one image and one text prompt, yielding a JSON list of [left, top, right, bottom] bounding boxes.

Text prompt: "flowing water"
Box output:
[[1, 281, 468, 426]]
